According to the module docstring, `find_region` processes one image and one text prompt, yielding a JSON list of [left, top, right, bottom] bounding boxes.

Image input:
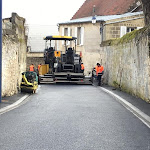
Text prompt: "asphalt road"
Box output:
[[0, 84, 150, 150]]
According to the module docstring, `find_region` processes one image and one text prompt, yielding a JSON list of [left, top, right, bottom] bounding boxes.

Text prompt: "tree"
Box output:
[[141, 0, 150, 25]]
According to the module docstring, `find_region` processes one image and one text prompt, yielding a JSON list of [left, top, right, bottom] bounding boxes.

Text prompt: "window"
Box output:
[[62, 27, 71, 45], [63, 27, 71, 36], [120, 26, 138, 37], [70, 29, 72, 36], [64, 28, 68, 36], [127, 27, 136, 33], [77, 27, 81, 45], [75, 27, 84, 45]]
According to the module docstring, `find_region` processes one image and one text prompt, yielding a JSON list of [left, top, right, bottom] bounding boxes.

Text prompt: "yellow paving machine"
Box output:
[[39, 35, 91, 84]]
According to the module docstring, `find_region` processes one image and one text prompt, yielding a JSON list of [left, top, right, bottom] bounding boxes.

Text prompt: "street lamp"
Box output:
[[92, 16, 96, 24]]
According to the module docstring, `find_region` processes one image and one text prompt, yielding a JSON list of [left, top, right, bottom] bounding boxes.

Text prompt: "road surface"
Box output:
[[0, 84, 150, 150]]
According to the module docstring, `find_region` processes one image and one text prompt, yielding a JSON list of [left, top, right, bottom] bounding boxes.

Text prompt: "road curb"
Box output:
[[101, 87, 150, 128], [0, 94, 30, 115]]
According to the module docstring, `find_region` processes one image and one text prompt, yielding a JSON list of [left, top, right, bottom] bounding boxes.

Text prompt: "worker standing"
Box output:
[[38, 64, 42, 72], [29, 64, 34, 72], [81, 63, 85, 73], [95, 63, 99, 70], [96, 63, 104, 86]]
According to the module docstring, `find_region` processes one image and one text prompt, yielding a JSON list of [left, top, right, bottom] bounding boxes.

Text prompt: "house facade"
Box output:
[[58, 0, 144, 75], [58, 12, 144, 74]]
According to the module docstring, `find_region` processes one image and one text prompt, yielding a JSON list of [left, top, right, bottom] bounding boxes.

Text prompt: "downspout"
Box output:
[[100, 21, 104, 42]]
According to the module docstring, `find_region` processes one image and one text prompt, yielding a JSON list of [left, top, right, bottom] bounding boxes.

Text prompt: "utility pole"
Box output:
[[0, 0, 2, 103]]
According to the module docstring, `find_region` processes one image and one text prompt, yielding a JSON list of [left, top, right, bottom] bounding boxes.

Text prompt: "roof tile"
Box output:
[[72, 0, 139, 19]]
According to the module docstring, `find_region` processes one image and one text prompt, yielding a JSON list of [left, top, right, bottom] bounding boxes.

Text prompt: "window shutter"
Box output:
[[137, 27, 143, 30], [62, 27, 64, 45], [68, 27, 70, 45], [75, 27, 77, 38], [81, 27, 84, 45], [68, 27, 70, 36], [120, 26, 127, 37], [62, 27, 64, 36]]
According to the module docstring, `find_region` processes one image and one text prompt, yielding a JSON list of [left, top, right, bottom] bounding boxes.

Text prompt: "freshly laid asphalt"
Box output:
[[102, 85, 150, 117], [0, 84, 150, 150], [1, 84, 150, 116]]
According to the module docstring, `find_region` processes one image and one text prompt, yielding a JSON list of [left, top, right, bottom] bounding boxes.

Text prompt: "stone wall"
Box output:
[[100, 27, 150, 102], [26, 52, 44, 71], [2, 13, 27, 97]]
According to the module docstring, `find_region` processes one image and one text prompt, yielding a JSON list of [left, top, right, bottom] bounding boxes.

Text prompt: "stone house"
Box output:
[[58, 0, 145, 74], [2, 13, 27, 96]]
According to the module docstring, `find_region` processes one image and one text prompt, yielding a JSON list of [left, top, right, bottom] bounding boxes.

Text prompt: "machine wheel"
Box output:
[[38, 78, 41, 84], [33, 89, 36, 94], [21, 88, 23, 93]]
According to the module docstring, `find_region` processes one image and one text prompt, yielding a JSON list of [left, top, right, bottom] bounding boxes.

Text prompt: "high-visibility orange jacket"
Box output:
[[81, 64, 85, 70], [95, 66, 98, 70], [100, 66, 104, 72], [29, 65, 34, 72], [96, 66, 104, 76], [38, 65, 41, 71]]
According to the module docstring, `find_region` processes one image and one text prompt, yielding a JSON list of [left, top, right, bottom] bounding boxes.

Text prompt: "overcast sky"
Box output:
[[2, 0, 85, 25], [3, 0, 86, 51]]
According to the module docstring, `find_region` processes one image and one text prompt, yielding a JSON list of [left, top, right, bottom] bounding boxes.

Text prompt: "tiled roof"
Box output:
[[72, 0, 140, 19], [59, 11, 143, 25]]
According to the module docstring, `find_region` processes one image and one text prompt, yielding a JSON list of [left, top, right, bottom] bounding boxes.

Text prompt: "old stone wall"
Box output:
[[2, 13, 27, 97], [100, 27, 150, 102], [26, 52, 44, 71], [2, 35, 19, 96]]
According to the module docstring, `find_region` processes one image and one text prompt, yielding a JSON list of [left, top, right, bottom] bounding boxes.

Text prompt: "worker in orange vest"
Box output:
[[95, 63, 99, 71], [29, 64, 34, 72], [38, 64, 41, 72], [81, 63, 85, 73], [96, 63, 104, 86], [92, 63, 100, 83]]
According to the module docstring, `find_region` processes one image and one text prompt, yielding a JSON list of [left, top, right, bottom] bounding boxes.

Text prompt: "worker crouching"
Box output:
[[96, 63, 104, 86]]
